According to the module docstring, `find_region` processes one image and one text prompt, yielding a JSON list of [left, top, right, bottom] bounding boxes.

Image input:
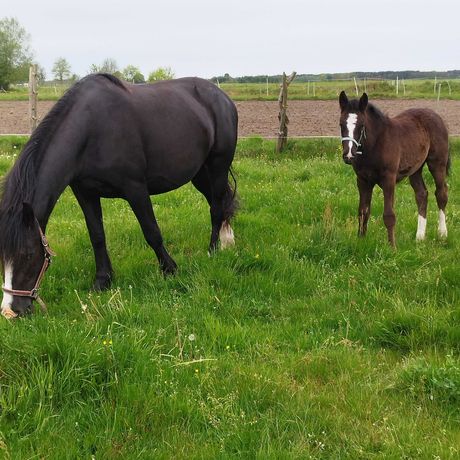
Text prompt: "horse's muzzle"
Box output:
[[11, 298, 34, 317], [343, 155, 353, 165]]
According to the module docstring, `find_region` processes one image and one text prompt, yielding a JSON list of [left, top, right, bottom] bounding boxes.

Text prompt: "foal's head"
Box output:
[[1, 203, 50, 317], [339, 91, 368, 164]]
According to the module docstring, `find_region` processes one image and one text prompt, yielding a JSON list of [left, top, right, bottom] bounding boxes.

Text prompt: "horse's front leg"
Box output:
[[381, 176, 397, 247], [357, 177, 374, 237], [72, 187, 114, 290]]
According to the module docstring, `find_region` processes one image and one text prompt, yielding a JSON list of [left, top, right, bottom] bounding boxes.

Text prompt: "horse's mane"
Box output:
[[348, 99, 388, 124], [0, 73, 127, 261]]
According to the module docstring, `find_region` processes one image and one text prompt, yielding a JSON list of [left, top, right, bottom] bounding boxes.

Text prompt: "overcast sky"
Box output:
[[6, 0, 460, 79]]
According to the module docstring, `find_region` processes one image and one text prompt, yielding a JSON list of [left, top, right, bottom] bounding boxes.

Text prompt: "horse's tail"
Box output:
[[223, 166, 238, 222]]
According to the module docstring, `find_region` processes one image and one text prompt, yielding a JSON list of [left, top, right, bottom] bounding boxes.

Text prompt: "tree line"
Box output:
[[0, 17, 175, 90], [211, 70, 460, 84]]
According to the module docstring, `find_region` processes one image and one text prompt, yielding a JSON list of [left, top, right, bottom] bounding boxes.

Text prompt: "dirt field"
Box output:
[[1, 99, 460, 137]]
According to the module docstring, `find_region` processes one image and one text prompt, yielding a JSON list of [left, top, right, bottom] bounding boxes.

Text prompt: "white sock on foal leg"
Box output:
[[416, 215, 427, 241], [438, 209, 447, 238]]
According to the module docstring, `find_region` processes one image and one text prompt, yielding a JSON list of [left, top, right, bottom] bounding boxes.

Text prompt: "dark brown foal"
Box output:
[[339, 91, 449, 247]]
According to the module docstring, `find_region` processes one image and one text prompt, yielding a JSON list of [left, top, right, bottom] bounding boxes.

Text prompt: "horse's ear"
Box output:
[[22, 202, 35, 229], [359, 93, 368, 112], [339, 91, 349, 111]]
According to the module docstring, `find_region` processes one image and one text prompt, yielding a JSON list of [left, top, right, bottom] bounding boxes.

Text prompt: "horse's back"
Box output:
[[72, 76, 237, 195], [396, 108, 448, 146]]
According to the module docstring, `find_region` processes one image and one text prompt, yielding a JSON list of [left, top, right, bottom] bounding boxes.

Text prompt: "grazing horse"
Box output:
[[0, 73, 238, 317], [339, 91, 450, 247]]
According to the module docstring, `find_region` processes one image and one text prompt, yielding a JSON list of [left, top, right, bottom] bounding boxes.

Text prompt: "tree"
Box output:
[[122, 65, 145, 83], [36, 64, 47, 83], [52, 57, 71, 81], [89, 58, 119, 75], [148, 67, 175, 82], [0, 17, 33, 89]]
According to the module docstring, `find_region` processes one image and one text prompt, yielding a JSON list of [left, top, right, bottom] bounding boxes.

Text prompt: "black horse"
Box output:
[[0, 74, 238, 317]]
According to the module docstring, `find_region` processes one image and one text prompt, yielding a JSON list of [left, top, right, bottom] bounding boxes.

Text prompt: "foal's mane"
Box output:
[[348, 99, 388, 124], [0, 73, 127, 261]]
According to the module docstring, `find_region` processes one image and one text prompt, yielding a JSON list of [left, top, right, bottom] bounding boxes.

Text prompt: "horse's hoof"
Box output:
[[161, 262, 178, 276], [92, 276, 112, 291]]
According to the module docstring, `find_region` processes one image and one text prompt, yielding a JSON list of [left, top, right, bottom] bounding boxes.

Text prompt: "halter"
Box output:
[[2, 223, 55, 313], [341, 126, 367, 155]]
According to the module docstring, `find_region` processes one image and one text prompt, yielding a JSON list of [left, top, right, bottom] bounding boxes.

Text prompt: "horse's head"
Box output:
[[1, 203, 53, 318], [339, 91, 368, 164]]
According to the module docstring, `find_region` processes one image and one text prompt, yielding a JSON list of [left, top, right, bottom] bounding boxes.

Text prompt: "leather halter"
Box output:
[[341, 126, 367, 155], [2, 224, 55, 313]]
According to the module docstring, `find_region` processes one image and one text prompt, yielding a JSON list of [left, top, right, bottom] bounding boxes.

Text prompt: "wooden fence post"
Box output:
[[276, 71, 296, 153], [29, 64, 38, 133]]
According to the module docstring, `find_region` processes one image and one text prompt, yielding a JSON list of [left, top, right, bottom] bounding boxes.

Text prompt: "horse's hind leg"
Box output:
[[125, 185, 177, 275], [72, 187, 113, 290], [409, 169, 428, 241], [192, 160, 236, 253], [427, 159, 448, 238]]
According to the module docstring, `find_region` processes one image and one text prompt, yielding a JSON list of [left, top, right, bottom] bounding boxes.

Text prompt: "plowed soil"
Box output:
[[1, 99, 460, 137]]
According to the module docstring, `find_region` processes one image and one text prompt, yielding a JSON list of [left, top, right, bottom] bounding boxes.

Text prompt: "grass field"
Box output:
[[0, 137, 460, 458], [1, 78, 460, 101]]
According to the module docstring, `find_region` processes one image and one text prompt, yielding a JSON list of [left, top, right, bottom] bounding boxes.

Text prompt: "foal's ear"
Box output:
[[22, 202, 35, 229], [339, 91, 348, 111], [359, 93, 368, 112]]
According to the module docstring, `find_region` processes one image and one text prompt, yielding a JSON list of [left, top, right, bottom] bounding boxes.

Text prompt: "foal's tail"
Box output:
[[223, 167, 238, 222]]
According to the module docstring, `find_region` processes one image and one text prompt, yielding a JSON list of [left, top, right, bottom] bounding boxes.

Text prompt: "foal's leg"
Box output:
[[427, 161, 448, 238], [72, 187, 113, 290], [192, 161, 235, 253], [357, 177, 374, 237], [125, 185, 177, 275], [409, 169, 428, 241], [381, 176, 397, 247]]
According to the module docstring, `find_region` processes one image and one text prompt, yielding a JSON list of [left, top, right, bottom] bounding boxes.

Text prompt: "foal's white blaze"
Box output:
[[345, 113, 358, 159], [219, 221, 235, 249], [438, 210, 447, 238], [416, 215, 427, 241], [1, 261, 17, 318]]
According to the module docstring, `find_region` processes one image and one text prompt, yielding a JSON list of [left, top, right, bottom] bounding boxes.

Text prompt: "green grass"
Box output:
[[1, 137, 460, 458], [221, 79, 460, 101], [2, 78, 460, 101]]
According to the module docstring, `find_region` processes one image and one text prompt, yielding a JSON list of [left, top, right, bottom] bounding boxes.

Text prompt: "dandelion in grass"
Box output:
[[195, 368, 199, 374], [226, 345, 230, 350], [188, 334, 196, 342]]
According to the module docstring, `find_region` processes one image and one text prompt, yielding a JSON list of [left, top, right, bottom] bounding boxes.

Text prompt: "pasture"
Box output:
[[0, 136, 460, 458], [1, 78, 460, 102]]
